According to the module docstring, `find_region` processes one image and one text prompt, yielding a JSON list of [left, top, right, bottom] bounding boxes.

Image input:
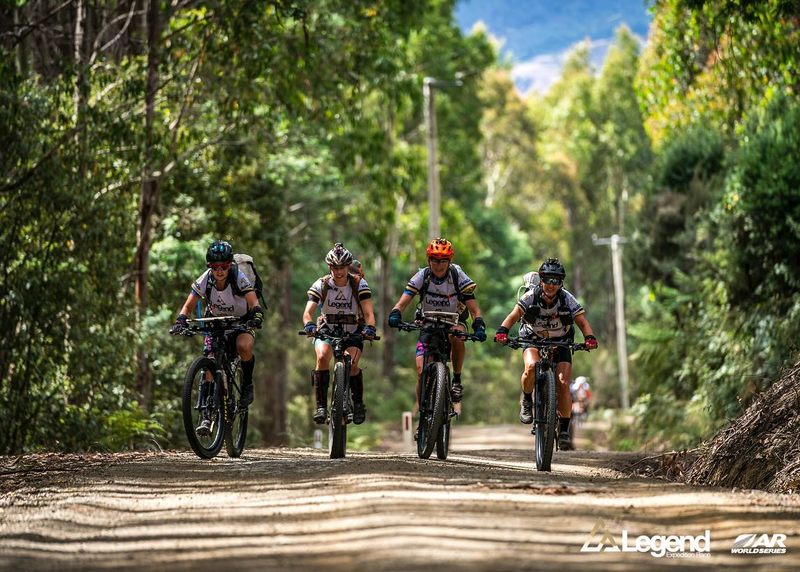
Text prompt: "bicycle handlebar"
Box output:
[[297, 330, 381, 342], [393, 321, 485, 342], [502, 336, 588, 352], [181, 316, 246, 336]]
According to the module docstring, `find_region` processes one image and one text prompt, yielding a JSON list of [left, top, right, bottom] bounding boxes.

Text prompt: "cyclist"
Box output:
[[494, 258, 597, 450], [570, 375, 592, 417], [387, 237, 487, 410], [303, 243, 377, 425], [170, 240, 264, 435]]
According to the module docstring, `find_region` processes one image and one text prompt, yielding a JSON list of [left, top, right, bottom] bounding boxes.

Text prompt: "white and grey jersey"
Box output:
[[517, 287, 584, 339], [404, 264, 476, 315], [307, 275, 371, 333], [191, 269, 253, 317]]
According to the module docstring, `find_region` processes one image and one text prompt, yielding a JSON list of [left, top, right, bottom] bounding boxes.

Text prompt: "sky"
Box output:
[[455, 0, 653, 96]]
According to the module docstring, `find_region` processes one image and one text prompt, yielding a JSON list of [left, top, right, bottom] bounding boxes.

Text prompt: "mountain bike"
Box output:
[[299, 314, 379, 459], [179, 316, 250, 459], [394, 310, 484, 460], [504, 337, 588, 471]]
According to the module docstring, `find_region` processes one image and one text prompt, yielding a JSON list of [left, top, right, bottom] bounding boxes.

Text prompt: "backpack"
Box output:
[[205, 253, 267, 309], [521, 283, 574, 328], [318, 272, 365, 327]]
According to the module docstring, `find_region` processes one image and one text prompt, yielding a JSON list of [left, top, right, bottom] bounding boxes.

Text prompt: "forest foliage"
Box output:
[[1, 0, 798, 453]]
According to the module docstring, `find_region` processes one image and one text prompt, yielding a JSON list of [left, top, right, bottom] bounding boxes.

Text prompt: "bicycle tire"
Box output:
[[436, 419, 451, 460], [182, 356, 225, 459], [419, 362, 447, 459], [535, 368, 557, 471], [329, 361, 348, 459], [224, 357, 249, 458]]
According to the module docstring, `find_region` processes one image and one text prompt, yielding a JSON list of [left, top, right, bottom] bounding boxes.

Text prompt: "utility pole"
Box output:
[[423, 75, 463, 239], [592, 233, 630, 409], [423, 77, 440, 239]]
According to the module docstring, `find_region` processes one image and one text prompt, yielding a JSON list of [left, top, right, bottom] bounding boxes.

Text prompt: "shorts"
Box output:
[[525, 333, 574, 364], [415, 321, 467, 357], [314, 338, 363, 352], [204, 328, 254, 358]]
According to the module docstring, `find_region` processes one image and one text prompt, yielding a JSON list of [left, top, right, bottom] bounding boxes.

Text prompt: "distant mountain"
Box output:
[[455, 0, 652, 94]]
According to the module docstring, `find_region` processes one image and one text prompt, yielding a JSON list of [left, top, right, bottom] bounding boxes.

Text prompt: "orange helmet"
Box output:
[[427, 237, 454, 260]]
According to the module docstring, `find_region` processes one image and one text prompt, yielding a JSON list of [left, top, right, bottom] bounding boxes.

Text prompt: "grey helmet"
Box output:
[[325, 243, 353, 266]]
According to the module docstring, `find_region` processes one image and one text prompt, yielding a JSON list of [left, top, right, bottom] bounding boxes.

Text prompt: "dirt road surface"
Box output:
[[1, 424, 798, 571]]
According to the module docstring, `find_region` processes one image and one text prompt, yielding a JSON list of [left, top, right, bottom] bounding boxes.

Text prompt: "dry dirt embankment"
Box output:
[[1, 425, 798, 571]]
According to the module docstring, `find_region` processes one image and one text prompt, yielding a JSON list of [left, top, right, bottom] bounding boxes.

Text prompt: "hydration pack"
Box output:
[[204, 253, 267, 309], [521, 283, 574, 328]]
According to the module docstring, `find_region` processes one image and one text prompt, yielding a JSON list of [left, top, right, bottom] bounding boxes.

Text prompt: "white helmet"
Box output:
[[572, 376, 590, 390], [325, 242, 353, 266]]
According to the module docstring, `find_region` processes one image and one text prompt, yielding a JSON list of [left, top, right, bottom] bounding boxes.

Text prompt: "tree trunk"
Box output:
[[135, 0, 161, 411], [259, 266, 291, 445]]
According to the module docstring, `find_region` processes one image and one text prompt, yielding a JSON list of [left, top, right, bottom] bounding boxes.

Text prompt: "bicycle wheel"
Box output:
[[436, 419, 451, 460], [224, 358, 249, 458], [182, 356, 225, 459], [534, 368, 557, 471], [329, 361, 348, 459], [419, 362, 447, 459]]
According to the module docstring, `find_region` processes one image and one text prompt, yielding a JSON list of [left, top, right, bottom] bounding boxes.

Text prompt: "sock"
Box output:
[[453, 372, 462, 385], [523, 391, 533, 403], [559, 417, 571, 434], [241, 358, 255, 385], [351, 371, 364, 403], [314, 370, 330, 408]]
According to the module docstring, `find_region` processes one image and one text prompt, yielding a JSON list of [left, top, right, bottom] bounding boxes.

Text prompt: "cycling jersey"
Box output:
[[404, 264, 476, 315], [308, 275, 372, 334], [192, 270, 253, 317], [517, 287, 584, 339]]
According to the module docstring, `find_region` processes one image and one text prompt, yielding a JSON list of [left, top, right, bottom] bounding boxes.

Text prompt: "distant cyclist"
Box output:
[[494, 258, 597, 450], [570, 375, 592, 419]]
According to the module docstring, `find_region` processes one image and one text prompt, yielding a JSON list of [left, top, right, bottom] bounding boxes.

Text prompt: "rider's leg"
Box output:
[[236, 332, 256, 405], [519, 348, 539, 424], [312, 342, 333, 423], [449, 326, 466, 402], [414, 350, 425, 414], [347, 346, 367, 424]]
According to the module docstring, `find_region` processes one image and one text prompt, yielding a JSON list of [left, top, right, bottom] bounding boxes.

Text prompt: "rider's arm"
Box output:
[[302, 300, 318, 325], [391, 292, 415, 313], [574, 313, 594, 337], [244, 291, 259, 309], [464, 298, 482, 320], [499, 305, 524, 329], [178, 291, 200, 317], [360, 297, 377, 328]]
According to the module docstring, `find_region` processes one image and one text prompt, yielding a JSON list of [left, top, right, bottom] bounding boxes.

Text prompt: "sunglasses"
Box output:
[[208, 263, 231, 271], [429, 258, 450, 264], [542, 276, 563, 285]]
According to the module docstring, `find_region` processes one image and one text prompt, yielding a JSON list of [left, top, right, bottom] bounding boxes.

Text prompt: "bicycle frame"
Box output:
[[504, 337, 587, 471], [299, 320, 379, 459], [396, 311, 482, 459]]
